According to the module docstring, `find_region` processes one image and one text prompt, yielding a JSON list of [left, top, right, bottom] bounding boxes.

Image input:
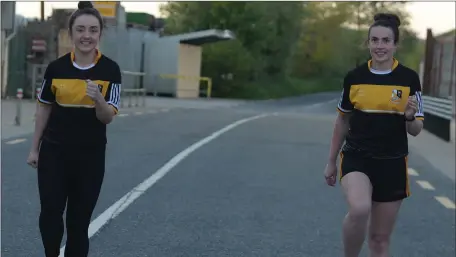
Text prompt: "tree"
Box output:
[[159, 1, 423, 98]]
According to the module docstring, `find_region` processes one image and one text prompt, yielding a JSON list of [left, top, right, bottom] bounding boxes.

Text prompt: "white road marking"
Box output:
[[58, 113, 269, 256], [134, 112, 143, 115], [416, 180, 435, 190], [272, 98, 339, 115], [160, 108, 169, 112], [147, 110, 157, 114], [407, 168, 419, 176], [5, 138, 27, 145], [304, 99, 338, 110], [434, 196, 456, 209], [118, 114, 128, 117]]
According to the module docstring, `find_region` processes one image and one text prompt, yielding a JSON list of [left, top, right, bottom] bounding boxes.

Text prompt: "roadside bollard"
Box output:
[[36, 87, 41, 99], [120, 90, 124, 108], [15, 88, 23, 126]]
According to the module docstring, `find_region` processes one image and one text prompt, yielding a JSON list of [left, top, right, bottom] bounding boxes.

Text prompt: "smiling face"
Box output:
[[368, 26, 397, 64], [70, 14, 101, 54]]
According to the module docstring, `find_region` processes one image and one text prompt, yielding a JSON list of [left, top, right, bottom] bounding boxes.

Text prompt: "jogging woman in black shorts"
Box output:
[[323, 13, 424, 257], [27, 2, 121, 256]]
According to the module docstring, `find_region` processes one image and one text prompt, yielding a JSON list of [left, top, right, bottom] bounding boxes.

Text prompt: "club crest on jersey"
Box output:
[[97, 84, 103, 92], [391, 89, 402, 103]]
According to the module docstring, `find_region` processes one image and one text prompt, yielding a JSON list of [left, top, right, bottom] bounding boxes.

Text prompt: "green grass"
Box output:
[[225, 76, 342, 100]]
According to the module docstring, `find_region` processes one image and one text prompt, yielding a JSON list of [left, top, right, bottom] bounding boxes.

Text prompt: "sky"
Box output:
[[15, 1, 456, 39]]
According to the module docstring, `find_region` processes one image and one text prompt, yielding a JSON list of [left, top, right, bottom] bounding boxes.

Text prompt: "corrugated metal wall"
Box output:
[[143, 36, 178, 94], [5, 21, 177, 95], [99, 26, 161, 90]]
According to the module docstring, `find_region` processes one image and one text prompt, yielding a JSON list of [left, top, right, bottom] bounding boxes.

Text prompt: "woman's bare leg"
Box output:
[[341, 172, 373, 257], [368, 200, 402, 257]]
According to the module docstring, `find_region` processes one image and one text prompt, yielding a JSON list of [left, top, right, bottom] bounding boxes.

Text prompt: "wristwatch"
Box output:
[[404, 115, 416, 121]]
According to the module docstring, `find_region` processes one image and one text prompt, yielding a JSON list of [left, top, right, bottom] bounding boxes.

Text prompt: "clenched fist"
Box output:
[[27, 150, 39, 169], [86, 80, 103, 102], [404, 95, 417, 120]]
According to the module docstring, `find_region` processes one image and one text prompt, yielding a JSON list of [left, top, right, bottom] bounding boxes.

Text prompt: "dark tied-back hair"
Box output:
[[68, 1, 104, 33], [368, 13, 401, 44]]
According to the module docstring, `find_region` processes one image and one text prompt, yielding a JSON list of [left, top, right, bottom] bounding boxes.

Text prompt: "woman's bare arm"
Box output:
[[406, 119, 423, 136], [31, 103, 52, 152], [327, 113, 351, 163]]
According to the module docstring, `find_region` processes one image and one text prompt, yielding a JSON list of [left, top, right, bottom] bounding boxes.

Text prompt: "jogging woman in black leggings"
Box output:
[[27, 2, 121, 256]]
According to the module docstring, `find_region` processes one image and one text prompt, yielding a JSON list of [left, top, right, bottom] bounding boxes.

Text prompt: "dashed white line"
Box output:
[[5, 138, 27, 145], [407, 168, 419, 176], [160, 108, 169, 112], [58, 113, 269, 256], [147, 110, 157, 114], [409, 168, 454, 210], [416, 180, 435, 190], [134, 112, 143, 115], [118, 114, 128, 117], [434, 196, 456, 209]]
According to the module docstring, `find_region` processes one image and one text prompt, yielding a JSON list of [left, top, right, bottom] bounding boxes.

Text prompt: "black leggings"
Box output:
[[37, 140, 106, 257]]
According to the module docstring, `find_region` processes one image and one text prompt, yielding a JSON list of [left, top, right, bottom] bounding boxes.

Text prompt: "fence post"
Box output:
[[135, 88, 139, 107], [120, 90, 124, 108], [207, 78, 212, 98]]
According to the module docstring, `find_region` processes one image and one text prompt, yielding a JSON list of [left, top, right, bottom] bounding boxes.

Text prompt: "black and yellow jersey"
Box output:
[[38, 50, 121, 146], [337, 59, 424, 159]]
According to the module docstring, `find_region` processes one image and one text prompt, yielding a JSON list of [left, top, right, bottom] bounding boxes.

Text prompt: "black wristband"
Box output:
[[405, 115, 416, 121]]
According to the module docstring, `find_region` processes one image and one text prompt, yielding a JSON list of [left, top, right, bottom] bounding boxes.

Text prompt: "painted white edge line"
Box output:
[[5, 138, 27, 145], [58, 113, 269, 256], [304, 98, 339, 110]]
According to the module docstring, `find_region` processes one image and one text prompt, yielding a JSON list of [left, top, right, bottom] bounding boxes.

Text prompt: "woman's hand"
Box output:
[[324, 162, 338, 187], [404, 96, 417, 120], [86, 80, 104, 103], [27, 149, 39, 169]]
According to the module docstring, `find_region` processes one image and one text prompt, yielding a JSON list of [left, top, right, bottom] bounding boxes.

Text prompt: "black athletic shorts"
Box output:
[[339, 152, 410, 202]]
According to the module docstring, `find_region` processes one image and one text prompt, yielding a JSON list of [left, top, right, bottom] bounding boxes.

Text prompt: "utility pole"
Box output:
[[40, 1, 44, 21]]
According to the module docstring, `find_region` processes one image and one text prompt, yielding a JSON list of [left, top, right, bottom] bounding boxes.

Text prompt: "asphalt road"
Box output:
[[2, 92, 455, 257]]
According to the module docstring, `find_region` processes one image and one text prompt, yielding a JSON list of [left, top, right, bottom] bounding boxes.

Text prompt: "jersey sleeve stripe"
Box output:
[[37, 79, 53, 104], [107, 83, 121, 109], [337, 106, 352, 113], [415, 91, 424, 115], [337, 89, 352, 113]]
